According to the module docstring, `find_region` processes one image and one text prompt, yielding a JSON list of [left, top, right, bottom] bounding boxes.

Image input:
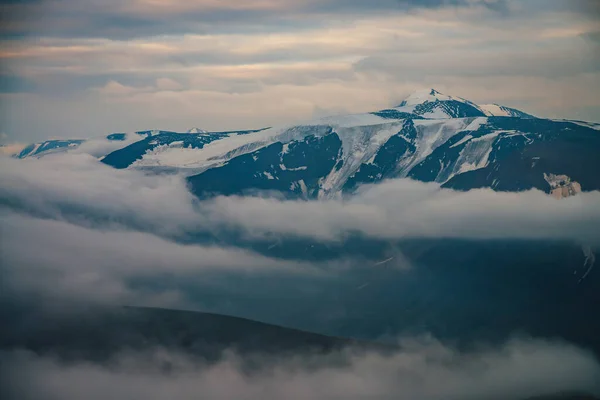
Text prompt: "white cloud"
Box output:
[[0, 153, 200, 235], [2, 154, 600, 246], [200, 180, 600, 245], [0, 210, 324, 307], [1, 142, 599, 400], [1, 151, 598, 314]]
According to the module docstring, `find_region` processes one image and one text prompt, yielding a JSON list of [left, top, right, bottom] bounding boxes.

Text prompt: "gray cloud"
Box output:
[[0, 153, 597, 321], [353, 46, 600, 80], [2, 154, 600, 246], [2, 337, 599, 400], [0, 211, 327, 307], [0, 155, 329, 307], [202, 181, 600, 245], [522, 0, 600, 18], [1, 146, 600, 399], [1, 1, 599, 139], [2, 151, 599, 320], [0, 154, 201, 235], [1, 0, 509, 40]]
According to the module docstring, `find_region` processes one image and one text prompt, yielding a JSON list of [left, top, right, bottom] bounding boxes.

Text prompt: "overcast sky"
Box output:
[[1, 0, 599, 141]]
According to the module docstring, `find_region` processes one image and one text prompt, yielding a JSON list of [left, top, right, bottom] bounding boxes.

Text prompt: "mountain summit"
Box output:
[[392, 88, 532, 119], [397, 88, 462, 107]]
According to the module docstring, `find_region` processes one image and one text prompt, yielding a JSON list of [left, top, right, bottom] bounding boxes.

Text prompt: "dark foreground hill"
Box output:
[[0, 305, 375, 364]]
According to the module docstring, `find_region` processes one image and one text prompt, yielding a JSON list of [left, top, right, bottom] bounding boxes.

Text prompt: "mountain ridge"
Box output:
[[8, 89, 600, 198]]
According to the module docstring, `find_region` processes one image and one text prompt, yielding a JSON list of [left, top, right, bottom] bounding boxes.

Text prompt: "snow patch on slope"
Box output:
[[480, 104, 533, 118], [480, 104, 513, 117], [132, 124, 337, 172], [464, 117, 487, 132], [319, 122, 405, 198], [131, 112, 399, 173], [133, 128, 278, 170], [400, 118, 474, 174], [453, 132, 499, 175], [450, 135, 473, 149], [437, 131, 502, 183]]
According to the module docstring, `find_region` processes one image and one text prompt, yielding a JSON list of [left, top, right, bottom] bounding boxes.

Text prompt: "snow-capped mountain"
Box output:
[[374, 89, 534, 120], [184, 115, 599, 199], [10, 89, 600, 198], [390, 88, 487, 119]]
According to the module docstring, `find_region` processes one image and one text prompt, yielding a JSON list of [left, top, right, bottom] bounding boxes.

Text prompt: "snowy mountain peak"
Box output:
[[391, 90, 535, 120], [187, 127, 209, 134], [392, 89, 485, 119], [398, 89, 455, 107]]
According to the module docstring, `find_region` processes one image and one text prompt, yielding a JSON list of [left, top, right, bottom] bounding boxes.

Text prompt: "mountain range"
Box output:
[[9, 89, 600, 199]]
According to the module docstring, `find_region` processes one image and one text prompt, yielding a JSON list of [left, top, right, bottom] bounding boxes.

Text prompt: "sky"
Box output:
[[0, 0, 599, 141]]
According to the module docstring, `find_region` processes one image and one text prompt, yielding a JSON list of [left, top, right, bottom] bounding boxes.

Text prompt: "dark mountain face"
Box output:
[[187, 128, 342, 198], [413, 118, 600, 192], [0, 305, 375, 364], [183, 117, 599, 199]]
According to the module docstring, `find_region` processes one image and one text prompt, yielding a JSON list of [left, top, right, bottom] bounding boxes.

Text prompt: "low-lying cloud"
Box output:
[[2, 154, 599, 246], [0, 212, 323, 306], [0, 153, 200, 235], [1, 152, 599, 312], [202, 182, 600, 244], [1, 337, 599, 400], [2, 152, 600, 399]]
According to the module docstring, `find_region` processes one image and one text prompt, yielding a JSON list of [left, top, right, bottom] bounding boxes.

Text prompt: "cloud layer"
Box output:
[[2, 337, 599, 400], [1, 152, 599, 315], [2, 150, 600, 399], [2, 154, 600, 246]]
